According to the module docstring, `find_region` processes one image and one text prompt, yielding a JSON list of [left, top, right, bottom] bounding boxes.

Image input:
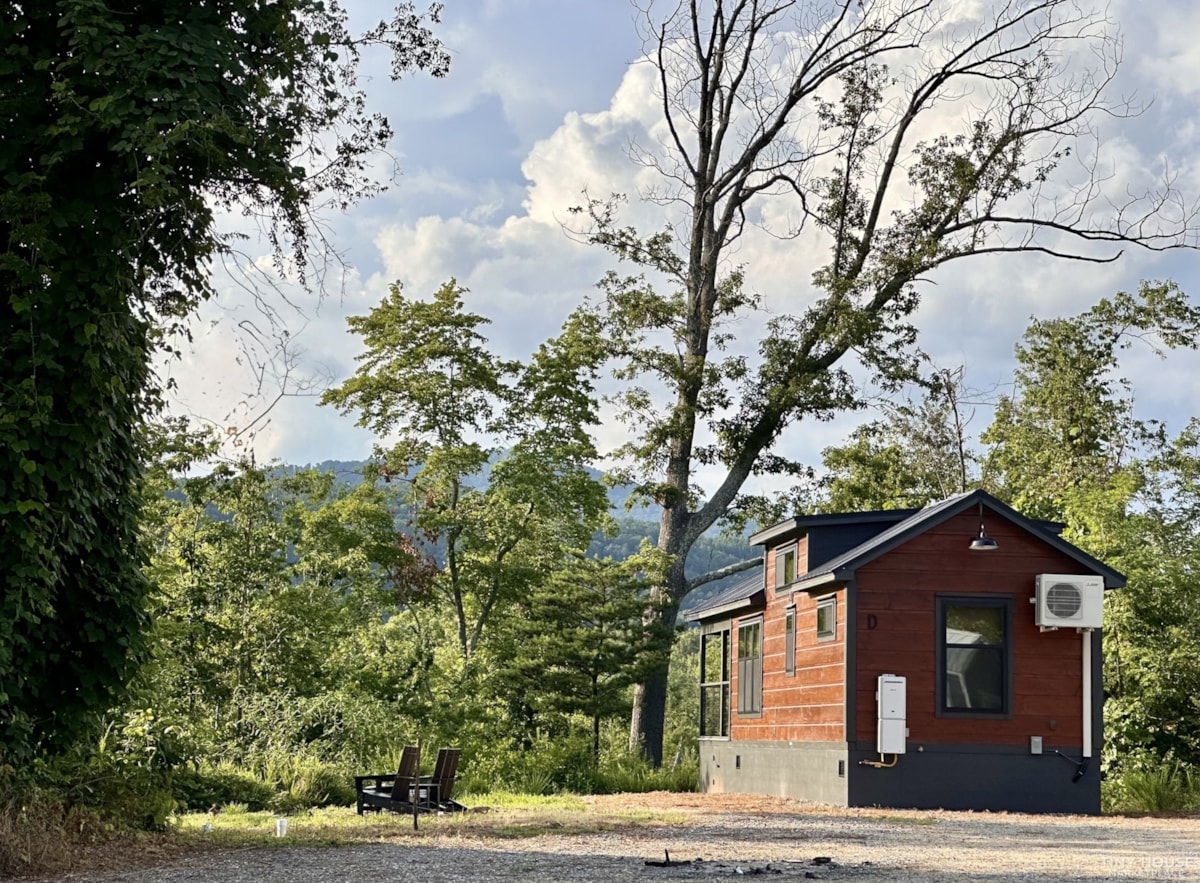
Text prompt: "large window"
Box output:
[[700, 629, 730, 737], [939, 597, 1011, 715], [737, 619, 763, 716], [774, 545, 797, 592]]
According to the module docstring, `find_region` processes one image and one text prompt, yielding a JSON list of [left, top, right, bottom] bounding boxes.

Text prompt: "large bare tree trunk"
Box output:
[[591, 0, 1200, 765]]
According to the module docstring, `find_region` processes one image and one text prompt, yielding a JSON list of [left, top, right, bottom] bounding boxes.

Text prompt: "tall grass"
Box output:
[[1104, 761, 1199, 813]]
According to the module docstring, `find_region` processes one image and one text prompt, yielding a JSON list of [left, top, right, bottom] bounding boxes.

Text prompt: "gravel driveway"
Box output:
[[44, 794, 1200, 883]]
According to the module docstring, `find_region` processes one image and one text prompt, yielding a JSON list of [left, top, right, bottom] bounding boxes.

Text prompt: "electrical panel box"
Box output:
[[876, 674, 907, 755]]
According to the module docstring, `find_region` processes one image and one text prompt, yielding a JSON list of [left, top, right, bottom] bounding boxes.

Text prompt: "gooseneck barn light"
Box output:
[[969, 502, 999, 551]]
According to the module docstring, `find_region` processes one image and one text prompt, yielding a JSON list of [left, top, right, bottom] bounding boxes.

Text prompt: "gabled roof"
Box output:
[[789, 489, 1125, 592], [683, 571, 765, 622]]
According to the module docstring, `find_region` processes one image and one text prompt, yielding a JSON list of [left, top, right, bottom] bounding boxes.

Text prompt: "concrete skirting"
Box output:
[[699, 740, 848, 805]]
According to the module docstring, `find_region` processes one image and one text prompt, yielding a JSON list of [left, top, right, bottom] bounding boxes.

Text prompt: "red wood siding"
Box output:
[[731, 577, 846, 743], [854, 511, 1091, 748]]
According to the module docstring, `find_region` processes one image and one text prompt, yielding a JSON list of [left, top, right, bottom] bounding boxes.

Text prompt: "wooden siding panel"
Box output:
[[854, 510, 1093, 747], [731, 572, 846, 742]]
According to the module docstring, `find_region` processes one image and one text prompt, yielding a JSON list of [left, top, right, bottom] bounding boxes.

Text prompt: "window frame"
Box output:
[[699, 628, 731, 738], [774, 544, 797, 593], [784, 605, 796, 676], [936, 595, 1013, 719], [816, 595, 837, 642], [736, 617, 763, 717]]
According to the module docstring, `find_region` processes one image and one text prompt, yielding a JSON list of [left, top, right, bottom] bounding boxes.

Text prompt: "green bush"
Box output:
[[171, 766, 276, 812], [1104, 760, 1199, 813]]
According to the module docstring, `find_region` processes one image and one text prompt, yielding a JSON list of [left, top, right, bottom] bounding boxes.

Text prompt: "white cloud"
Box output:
[[167, 0, 1200, 487]]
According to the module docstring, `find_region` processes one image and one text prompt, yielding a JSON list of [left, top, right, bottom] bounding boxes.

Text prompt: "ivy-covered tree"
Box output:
[[321, 280, 612, 660], [0, 2, 447, 758]]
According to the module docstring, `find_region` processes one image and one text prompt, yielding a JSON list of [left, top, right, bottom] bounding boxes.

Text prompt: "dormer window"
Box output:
[[774, 544, 797, 591]]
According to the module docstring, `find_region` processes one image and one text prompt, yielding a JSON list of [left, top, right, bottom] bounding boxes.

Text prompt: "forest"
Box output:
[[3, 0, 1200, 875]]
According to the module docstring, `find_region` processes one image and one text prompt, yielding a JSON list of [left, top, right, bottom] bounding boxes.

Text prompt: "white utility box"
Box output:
[[1034, 574, 1104, 629], [876, 673, 907, 754]]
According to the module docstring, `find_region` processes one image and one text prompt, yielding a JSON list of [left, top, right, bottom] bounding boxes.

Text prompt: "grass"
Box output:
[[1104, 762, 1200, 814], [170, 793, 690, 849]]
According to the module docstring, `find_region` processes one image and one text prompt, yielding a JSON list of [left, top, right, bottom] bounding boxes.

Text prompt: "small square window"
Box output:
[[817, 596, 837, 642]]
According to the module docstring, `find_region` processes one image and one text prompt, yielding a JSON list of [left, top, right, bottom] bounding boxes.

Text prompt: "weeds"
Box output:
[[1104, 760, 1200, 813]]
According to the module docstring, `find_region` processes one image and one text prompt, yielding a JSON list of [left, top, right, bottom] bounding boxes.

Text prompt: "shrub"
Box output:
[[1104, 760, 1199, 813], [172, 766, 276, 812]]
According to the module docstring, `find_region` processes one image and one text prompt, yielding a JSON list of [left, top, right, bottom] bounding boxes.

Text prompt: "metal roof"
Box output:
[[683, 571, 765, 622], [791, 489, 1126, 590]]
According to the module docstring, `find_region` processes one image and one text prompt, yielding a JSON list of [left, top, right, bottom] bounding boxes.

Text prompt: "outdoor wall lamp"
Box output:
[[969, 502, 999, 551]]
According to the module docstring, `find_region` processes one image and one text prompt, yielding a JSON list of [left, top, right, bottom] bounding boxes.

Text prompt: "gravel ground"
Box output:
[[43, 794, 1200, 883]]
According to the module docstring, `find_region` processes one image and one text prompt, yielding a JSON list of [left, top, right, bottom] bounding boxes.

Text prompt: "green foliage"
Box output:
[[171, 766, 276, 813], [500, 547, 674, 757], [822, 367, 978, 511], [1103, 758, 1199, 813], [323, 280, 612, 659], [663, 628, 701, 768], [0, 1, 446, 760], [982, 281, 1199, 521]]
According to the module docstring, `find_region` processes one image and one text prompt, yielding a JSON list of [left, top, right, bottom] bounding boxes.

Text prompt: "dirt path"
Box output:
[[45, 793, 1200, 882]]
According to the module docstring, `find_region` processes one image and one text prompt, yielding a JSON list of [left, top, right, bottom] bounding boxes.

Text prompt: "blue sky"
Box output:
[[168, 0, 1200, 497]]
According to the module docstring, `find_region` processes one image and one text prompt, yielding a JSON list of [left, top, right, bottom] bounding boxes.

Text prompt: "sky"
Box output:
[[166, 0, 1200, 501]]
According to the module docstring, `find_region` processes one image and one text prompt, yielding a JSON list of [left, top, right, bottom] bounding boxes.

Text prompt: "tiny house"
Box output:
[[687, 490, 1123, 814]]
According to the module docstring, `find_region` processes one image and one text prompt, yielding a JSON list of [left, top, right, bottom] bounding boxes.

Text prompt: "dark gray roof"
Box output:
[[683, 571, 765, 622], [793, 489, 1125, 589]]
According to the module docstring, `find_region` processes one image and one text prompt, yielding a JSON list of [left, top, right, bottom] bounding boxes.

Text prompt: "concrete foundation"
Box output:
[[698, 740, 1100, 814], [699, 740, 848, 805]]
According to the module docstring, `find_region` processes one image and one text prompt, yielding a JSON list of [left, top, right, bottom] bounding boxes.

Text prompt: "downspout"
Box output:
[[1082, 628, 1092, 758]]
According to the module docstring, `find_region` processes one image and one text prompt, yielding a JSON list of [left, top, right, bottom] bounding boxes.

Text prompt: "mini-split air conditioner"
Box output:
[[1033, 574, 1104, 629]]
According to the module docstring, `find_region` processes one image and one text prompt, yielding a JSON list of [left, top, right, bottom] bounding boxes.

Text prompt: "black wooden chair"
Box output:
[[355, 744, 423, 815], [423, 747, 467, 812]]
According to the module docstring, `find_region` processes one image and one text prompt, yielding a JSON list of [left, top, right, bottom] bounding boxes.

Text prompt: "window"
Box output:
[[784, 607, 796, 676], [737, 619, 763, 715], [774, 545, 797, 591], [700, 629, 730, 737], [817, 595, 837, 642], [938, 597, 1011, 715]]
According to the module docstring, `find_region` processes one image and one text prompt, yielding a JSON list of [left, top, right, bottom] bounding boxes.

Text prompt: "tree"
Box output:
[[982, 281, 1200, 521], [321, 281, 612, 660], [0, 2, 447, 758], [821, 366, 980, 510], [502, 549, 673, 759], [138, 458, 432, 769], [570, 1, 1199, 763]]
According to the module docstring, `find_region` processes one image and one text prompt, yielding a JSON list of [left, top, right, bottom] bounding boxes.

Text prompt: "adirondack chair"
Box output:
[[423, 747, 467, 812], [355, 745, 424, 815]]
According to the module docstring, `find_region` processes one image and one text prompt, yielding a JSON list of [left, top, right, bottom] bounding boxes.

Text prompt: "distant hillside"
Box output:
[[291, 458, 758, 613], [298, 456, 665, 518], [588, 517, 759, 616]]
